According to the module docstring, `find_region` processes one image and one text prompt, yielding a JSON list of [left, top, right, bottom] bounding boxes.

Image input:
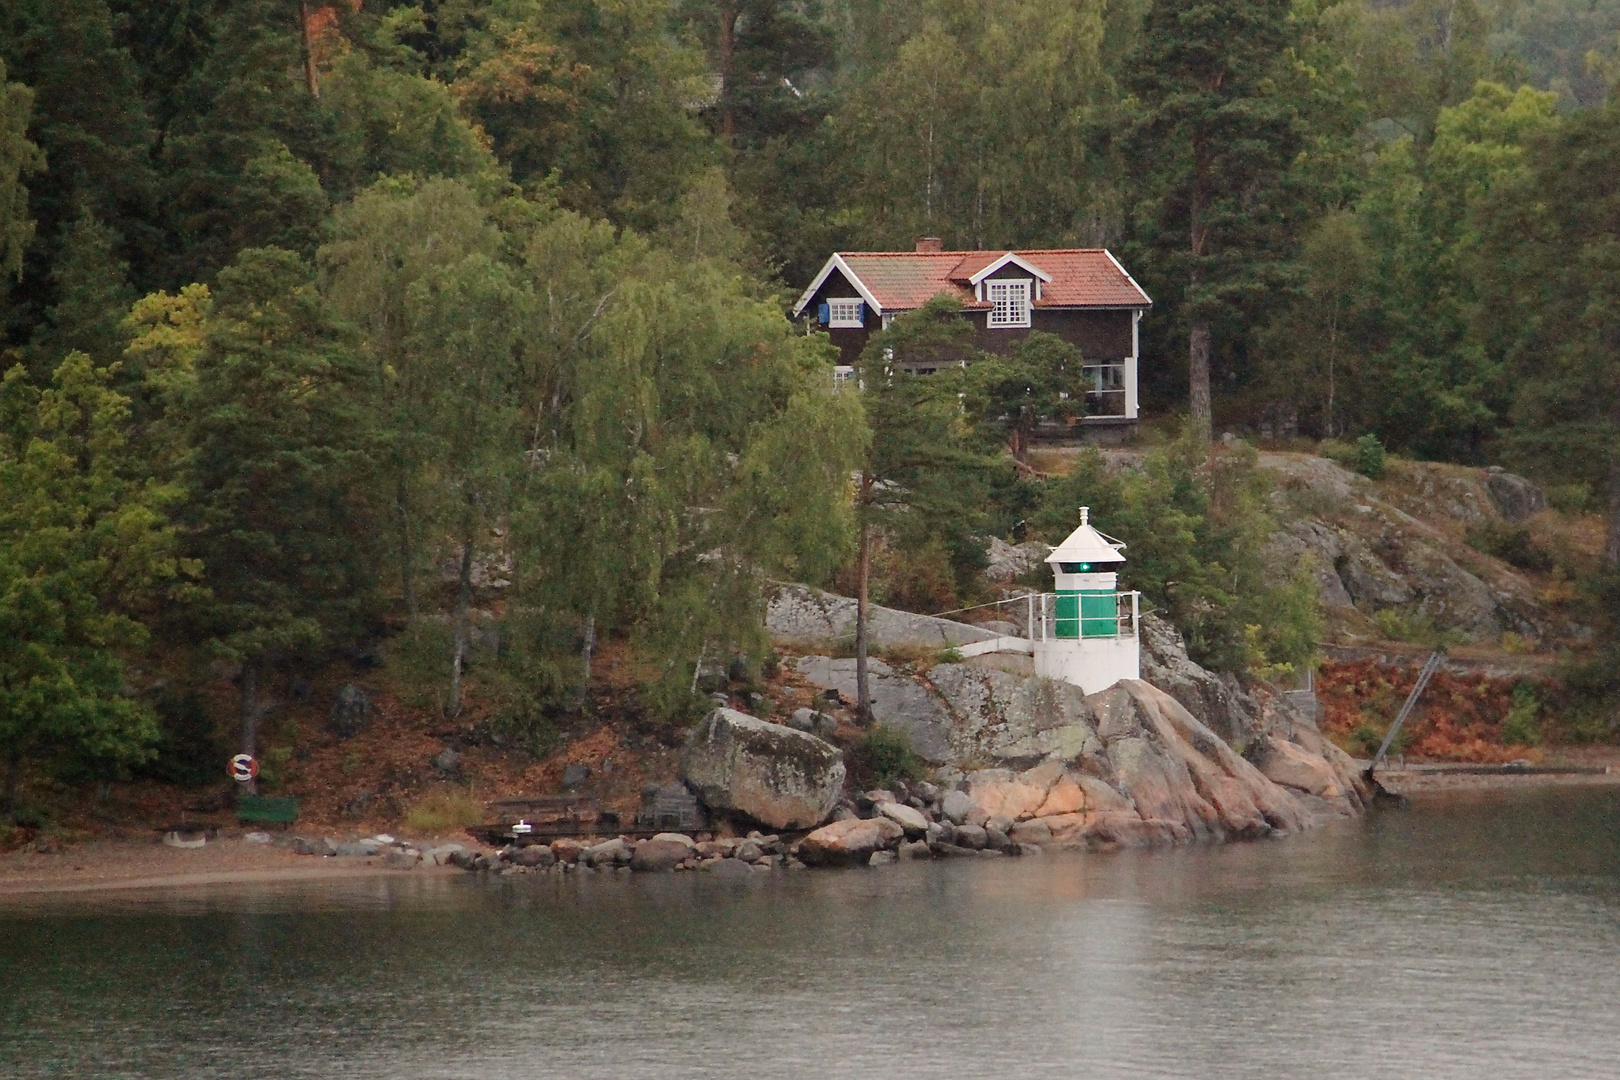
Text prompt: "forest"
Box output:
[[2, 0, 1620, 809]]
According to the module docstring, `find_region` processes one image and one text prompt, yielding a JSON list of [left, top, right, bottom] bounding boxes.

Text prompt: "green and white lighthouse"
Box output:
[[1031, 507, 1141, 692]]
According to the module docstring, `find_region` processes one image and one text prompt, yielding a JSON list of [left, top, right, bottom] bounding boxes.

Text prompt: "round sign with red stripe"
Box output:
[[229, 754, 258, 783]]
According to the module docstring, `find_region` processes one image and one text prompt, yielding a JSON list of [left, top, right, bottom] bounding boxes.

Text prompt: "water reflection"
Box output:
[[3, 786, 1619, 1079]]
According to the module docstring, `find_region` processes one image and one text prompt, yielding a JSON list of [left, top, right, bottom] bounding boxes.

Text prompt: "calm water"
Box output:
[[3, 786, 1619, 1079]]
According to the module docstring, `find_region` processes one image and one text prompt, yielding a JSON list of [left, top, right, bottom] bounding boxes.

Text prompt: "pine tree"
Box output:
[[178, 247, 378, 789], [1123, 0, 1318, 434]]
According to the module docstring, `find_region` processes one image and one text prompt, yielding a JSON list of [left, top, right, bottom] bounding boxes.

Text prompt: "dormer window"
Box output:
[[987, 280, 1030, 328], [826, 298, 865, 328]]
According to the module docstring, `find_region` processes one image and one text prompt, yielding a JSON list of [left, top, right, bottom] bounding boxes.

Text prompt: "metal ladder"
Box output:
[[1368, 650, 1445, 775]]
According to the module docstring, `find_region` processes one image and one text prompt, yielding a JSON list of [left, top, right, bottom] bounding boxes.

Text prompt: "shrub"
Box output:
[[1465, 521, 1554, 573], [1500, 683, 1542, 747], [855, 725, 924, 784], [1546, 482, 1591, 516], [1372, 607, 1466, 649], [405, 788, 485, 833], [1353, 434, 1387, 479]]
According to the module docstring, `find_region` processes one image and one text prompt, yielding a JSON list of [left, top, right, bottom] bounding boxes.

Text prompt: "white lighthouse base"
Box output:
[[1033, 638, 1140, 695]]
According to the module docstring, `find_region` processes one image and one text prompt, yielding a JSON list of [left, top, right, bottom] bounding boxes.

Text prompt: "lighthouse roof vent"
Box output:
[[1045, 507, 1126, 568]]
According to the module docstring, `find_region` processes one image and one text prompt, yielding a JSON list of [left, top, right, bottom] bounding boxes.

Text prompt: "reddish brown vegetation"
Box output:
[[1317, 660, 1540, 763]]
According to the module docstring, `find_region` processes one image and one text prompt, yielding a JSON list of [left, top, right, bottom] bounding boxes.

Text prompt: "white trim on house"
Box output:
[[1103, 249, 1153, 307], [791, 254, 884, 318], [968, 252, 1053, 286]]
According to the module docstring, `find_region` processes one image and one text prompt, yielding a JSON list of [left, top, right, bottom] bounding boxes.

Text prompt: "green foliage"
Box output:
[[854, 724, 924, 785], [134, 689, 225, 788], [1546, 482, 1592, 516], [0, 57, 42, 289], [1035, 431, 1319, 672], [1465, 521, 1554, 572], [1501, 682, 1543, 747], [176, 247, 379, 668], [1353, 434, 1387, 479], [0, 351, 183, 811], [1372, 606, 1463, 648]]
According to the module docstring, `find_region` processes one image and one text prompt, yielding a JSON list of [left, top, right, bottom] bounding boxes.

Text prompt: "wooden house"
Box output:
[[792, 238, 1152, 436]]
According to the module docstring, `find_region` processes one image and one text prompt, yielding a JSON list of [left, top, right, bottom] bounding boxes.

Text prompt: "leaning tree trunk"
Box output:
[[239, 660, 260, 796], [298, 0, 320, 97], [446, 535, 474, 718], [855, 516, 872, 725]]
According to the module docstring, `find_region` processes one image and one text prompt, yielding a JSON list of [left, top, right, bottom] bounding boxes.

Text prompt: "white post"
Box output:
[[1125, 310, 1141, 420], [1131, 591, 1140, 637]]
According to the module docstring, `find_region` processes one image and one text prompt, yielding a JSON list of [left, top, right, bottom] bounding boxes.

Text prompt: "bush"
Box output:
[[1546, 482, 1591, 516], [855, 725, 924, 784], [1465, 521, 1554, 573], [1373, 606, 1463, 648], [1353, 434, 1387, 479], [1500, 682, 1542, 747], [405, 787, 485, 833]]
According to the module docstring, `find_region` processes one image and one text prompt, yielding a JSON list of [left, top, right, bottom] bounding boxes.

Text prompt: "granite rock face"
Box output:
[[680, 708, 846, 830], [767, 584, 996, 651]]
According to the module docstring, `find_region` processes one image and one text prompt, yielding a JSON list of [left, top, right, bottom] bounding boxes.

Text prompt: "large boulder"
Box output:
[[798, 817, 904, 866], [328, 683, 372, 738], [630, 839, 689, 872], [1485, 468, 1546, 522], [680, 708, 845, 830]]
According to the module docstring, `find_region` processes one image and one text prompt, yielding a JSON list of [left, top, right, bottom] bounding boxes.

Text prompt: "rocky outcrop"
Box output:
[[792, 613, 1267, 767], [1255, 453, 1582, 648], [985, 538, 1051, 582], [1137, 613, 1263, 748], [767, 584, 996, 651], [680, 708, 846, 830]]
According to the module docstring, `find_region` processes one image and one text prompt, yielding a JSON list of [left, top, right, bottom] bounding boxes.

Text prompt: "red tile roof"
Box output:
[[796, 249, 1151, 316]]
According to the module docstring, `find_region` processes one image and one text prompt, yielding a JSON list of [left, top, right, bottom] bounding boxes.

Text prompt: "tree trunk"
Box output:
[[1188, 132, 1212, 439], [298, 0, 320, 97], [2, 752, 20, 817], [239, 660, 260, 796], [447, 535, 474, 718], [582, 610, 596, 684], [718, 1, 739, 142], [1607, 442, 1620, 569], [1188, 318, 1212, 435], [855, 518, 872, 725], [395, 473, 417, 623]]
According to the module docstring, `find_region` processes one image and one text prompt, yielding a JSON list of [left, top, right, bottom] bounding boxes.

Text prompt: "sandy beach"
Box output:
[[0, 832, 463, 898]]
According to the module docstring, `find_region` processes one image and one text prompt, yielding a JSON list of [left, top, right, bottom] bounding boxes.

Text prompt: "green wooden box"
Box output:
[[237, 795, 300, 824]]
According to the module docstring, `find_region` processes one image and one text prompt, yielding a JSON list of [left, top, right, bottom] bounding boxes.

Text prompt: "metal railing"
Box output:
[[1027, 591, 1140, 641]]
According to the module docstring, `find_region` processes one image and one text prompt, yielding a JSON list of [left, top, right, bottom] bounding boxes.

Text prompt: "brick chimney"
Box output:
[[914, 236, 944, 253]]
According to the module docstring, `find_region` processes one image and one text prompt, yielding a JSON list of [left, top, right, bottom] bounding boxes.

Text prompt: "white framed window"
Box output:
[[827, 298, 865, 328], [986, 280, 1031, 328]]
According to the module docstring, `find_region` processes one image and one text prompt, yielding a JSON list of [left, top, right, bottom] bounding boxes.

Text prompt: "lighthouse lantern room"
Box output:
[[1030, 507, 1141, 693]]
